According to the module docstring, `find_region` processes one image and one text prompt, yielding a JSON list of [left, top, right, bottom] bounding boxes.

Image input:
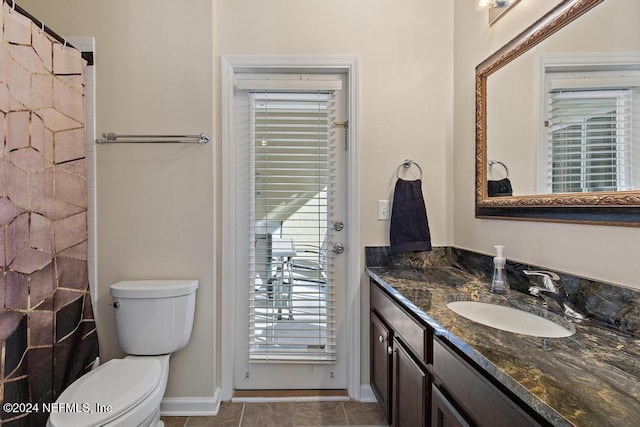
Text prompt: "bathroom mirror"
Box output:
[[476, 0, 640, 226]]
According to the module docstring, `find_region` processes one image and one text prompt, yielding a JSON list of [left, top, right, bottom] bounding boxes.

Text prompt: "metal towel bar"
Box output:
[[95, 133, 211, 144], [487, 159, 509, 177], [396, 159, 423, 180]]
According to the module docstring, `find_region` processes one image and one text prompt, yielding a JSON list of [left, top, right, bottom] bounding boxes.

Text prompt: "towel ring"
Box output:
[[488, 159, 509, 178], [396, 159, 423, 180]]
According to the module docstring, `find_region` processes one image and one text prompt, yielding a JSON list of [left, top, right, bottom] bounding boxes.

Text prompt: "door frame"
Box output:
[[220, 55, 360, 400]]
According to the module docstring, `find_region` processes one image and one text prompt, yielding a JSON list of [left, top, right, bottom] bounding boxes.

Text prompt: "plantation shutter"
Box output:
[[547, 89, 633, 193], [248, 91, 336, 362]]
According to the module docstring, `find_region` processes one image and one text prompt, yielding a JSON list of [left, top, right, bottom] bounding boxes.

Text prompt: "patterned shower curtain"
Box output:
[[0, 2, 99, 425]]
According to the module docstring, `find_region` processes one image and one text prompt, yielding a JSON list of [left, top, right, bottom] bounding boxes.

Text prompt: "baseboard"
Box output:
[[359, 384, 377, 403], [160, 387, 221, 416], [159, 386, 374, 413], [232, 389, 349, 403], [229, 387, 377, 403]]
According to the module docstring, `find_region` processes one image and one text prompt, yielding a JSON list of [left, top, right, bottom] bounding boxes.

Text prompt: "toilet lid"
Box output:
[[49, 358, 161, 426]]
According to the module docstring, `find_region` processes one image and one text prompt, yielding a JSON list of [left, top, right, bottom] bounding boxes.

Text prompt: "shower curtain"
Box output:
[[0, 2, 99, 425]]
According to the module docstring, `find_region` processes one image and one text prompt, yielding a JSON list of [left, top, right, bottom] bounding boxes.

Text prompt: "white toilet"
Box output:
[[47, 280, 198, 427]]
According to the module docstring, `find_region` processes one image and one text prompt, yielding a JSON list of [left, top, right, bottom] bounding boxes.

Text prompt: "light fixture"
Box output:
[[476, 0, 521, 25], [475, 0, 515, 11]]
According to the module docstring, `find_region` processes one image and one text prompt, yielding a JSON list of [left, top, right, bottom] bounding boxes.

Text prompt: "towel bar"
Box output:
[[396, 159, 423, 180], [96, 133, 211, 144]]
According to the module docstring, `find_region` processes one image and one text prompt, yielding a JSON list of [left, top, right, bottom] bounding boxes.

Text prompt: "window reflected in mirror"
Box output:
[[541, 55, 640, 194]]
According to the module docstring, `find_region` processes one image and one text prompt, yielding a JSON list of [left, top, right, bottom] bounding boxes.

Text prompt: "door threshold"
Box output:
[[232, 389, 349, 402]]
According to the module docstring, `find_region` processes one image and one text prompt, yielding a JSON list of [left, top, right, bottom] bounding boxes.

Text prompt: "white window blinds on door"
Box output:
[[547, 88, 634, 193], [248, 91, 336, 363]]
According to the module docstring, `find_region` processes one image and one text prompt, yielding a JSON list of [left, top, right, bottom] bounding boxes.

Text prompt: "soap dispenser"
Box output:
[[490, 245, 510, 295]]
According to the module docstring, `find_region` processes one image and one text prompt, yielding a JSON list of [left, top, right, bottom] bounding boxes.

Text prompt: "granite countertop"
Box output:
[[366, 265, 640, 427]]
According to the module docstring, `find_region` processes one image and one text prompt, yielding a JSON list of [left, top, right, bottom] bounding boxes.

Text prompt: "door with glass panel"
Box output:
[[233, 77, 347, 389]]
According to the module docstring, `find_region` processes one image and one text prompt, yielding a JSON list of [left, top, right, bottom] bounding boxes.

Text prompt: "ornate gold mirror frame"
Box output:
[[475, 0, 640, 227]]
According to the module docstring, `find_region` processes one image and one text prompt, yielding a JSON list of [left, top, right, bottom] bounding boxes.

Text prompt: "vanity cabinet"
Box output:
[[432, 338, 541, 427], [370, 278, 548, 427], [392, 336, 429, 426], [370, 311, 392, 421], [431, 384, 470, 427], [370, 280, 431, 426]]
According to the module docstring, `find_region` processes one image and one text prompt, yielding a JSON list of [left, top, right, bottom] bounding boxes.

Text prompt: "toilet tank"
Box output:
[[110, 280, 198, 355]]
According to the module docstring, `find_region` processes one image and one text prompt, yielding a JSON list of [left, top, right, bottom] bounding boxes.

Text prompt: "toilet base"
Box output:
[[137, 407, 161, 427], [48, 355, 170, 427]]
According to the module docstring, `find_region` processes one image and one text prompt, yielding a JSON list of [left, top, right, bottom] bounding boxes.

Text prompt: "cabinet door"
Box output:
[[370, 311, 392, 423], [392, 337, 428, 427], [433, 338, 540, 427], [431, 384, 470, 427]]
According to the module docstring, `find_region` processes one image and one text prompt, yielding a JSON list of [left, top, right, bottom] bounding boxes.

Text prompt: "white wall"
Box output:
[[453, 0, 640, 289]]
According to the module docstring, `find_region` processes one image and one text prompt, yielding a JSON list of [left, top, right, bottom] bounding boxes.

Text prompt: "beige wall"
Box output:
[[453, 0, 640, 290], [18, 0, 215, 398], [22, 0, 638, 405], [214, 0, 454, 388], [214, 0, 454, 248], [20, 0, 454, 400]]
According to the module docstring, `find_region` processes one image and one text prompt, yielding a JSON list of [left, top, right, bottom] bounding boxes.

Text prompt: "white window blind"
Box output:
[[547, 88, 633, 193], [248, 91, 336, 363]]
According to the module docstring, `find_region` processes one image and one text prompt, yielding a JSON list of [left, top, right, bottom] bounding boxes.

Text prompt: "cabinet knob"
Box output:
[[387, 346, 393, 355], [379, 335, 384, 343]]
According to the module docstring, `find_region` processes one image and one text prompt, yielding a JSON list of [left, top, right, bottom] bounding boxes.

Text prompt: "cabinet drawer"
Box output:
[[433, 338, 539, 427], [371, 281, 429, 361]]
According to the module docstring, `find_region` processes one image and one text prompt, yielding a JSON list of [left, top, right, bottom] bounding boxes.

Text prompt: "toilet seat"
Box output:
[[48, 358, 161, 427]]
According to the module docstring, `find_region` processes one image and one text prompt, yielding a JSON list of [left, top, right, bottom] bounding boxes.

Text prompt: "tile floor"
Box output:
[[161, 400, 388, 427]]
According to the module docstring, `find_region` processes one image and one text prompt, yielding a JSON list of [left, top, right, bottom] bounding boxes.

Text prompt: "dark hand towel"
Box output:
[[390, 178, 432, 255], [487, 177, 513, 197]]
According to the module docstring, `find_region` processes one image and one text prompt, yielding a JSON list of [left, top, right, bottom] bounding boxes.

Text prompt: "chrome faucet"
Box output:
[[523, 270, 585, 320]]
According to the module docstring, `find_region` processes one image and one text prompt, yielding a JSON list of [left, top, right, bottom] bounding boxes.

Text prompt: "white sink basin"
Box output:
[[446, 301, 574, 338]]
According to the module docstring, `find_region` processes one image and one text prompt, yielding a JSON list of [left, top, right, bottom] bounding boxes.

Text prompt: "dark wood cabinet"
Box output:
[[392, 337, 429, 427], [370, 278, 546, 427], [370, 282, 429, 360], [370, 311, 392, 422], [432, 338, 541, 427], [370, 281, 432, 426], [431, 384, 470, 427]]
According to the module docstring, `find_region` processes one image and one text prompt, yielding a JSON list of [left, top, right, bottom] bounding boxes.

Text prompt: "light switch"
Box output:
[[378, 200, 390, 220]]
